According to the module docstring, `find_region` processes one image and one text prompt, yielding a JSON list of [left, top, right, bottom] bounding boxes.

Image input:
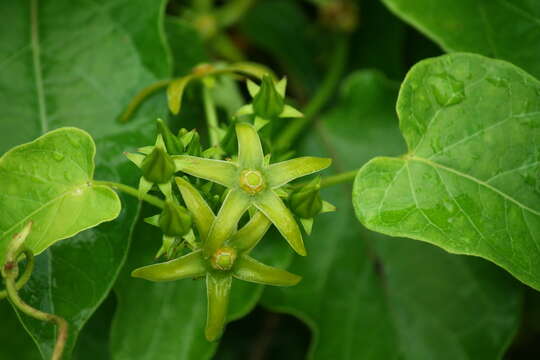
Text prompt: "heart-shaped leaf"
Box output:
[[0, 128, 120, 264], [0, 0, 170, 357], [263, 70, 522, 359], [354, 53, 540, 290]]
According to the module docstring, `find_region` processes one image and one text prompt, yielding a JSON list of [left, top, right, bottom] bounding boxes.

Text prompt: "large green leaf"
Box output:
[[111, 206, 293, 360], [0, 0, 170, 357], [381, 0, 540, 78], [0, 301, 40, 359], [354, 53, 540, 290], [262, 70, 522, 359], [0, 128, 120, 264]]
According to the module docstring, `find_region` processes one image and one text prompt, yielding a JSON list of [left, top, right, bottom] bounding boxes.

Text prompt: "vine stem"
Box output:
[[274, 35, 349, 150], [5, 274, 68, 360], [0, 249, 34, 300], [94, 181, 165, 209], [202, 81, 221, 149], [2, 223, 68, 360], [320, 169, 358, 188]]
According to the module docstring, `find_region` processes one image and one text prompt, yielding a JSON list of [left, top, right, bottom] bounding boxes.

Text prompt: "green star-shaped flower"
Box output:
[[132, 177, 301, 341], [172, 123, 331, 257]]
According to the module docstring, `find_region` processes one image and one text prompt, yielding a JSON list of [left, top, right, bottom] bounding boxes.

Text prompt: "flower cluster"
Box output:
[[127, 73, 334, 341]]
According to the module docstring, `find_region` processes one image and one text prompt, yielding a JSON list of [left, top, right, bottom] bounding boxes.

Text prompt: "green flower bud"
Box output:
[[141, 147, 176, 184], [253, 75, 284, 119], [159, 201, 192, 237], [289, 178, 323, 219], [157, 119, 184, 155]]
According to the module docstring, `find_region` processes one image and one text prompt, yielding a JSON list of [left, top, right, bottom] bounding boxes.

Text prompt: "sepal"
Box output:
[[131, 250, 206, 281], [157, 118, 184, 155], [232, 255, 301, 286]]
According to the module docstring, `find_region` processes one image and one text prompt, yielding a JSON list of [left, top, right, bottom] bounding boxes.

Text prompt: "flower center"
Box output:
[[239, 169, 265, 195], [211, 247, 237, 271]]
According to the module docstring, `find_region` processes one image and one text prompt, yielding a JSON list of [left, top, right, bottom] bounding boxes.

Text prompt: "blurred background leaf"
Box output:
[[261, 70, 523, 359], [381, 0, 540, 78], [0, 0, 170, 358]]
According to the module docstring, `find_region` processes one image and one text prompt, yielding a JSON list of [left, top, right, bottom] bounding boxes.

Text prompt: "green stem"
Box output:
[[320, 169, 358, 188], [2, 228, 68, 360], [118, 79, 172, 123], [0, 250, 34, 300], [210, 33, 245, 62], [215, 0, 256, 28], [5, 263, 68, 360], [295, 169, 358, 189], [274, 35, 349, 150], [94, 181, 165, 209], [202, 81, 221, 149]]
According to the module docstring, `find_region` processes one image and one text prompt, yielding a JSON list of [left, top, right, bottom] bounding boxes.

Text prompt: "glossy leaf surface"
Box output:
[[262, 70, 522, 359], [0, 128, 120, 263], [0, 0, 170, 357], [354, 53, 540, 290]]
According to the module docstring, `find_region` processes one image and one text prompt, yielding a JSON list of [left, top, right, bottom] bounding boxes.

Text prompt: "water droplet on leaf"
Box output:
[[486, 76, 507, 88], [429, 74, 465, 107], [53, 152, 65, 161]]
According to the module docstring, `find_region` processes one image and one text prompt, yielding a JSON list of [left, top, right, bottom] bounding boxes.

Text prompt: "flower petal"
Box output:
[[236, 123, 264, 169], [205, 189, 251, 256], [205, 273, 232, 341], [228, 211, 271, 253], [175, 177, 215, 240], [131, 250, 206, 281], [253, 190, 306, 256], [266, 157, 332, 188], [233, 255, 301, 286], [173, 155, 238, 188]]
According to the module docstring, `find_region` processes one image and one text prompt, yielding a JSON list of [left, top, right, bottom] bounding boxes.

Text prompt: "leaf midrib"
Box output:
[[406, 155, 540, 216], [30, 0, 48, 134]]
